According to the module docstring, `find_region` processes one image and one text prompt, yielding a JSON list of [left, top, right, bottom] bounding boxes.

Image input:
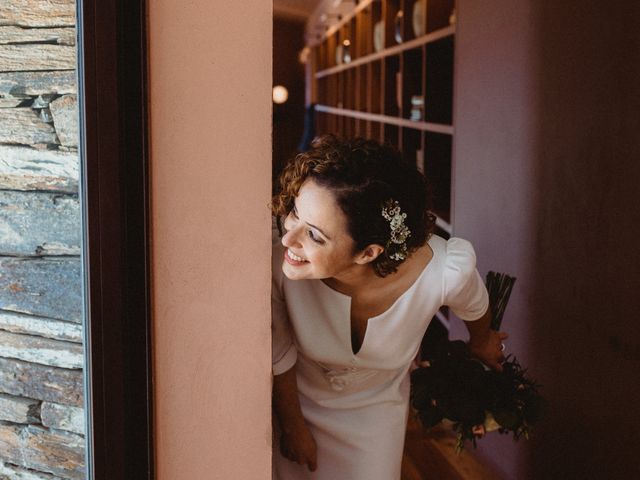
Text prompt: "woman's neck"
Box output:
[[322, 264, 382, 297], [323, 242, 434, 298]]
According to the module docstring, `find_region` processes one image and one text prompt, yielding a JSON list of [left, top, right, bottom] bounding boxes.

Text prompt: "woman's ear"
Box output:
[[355, 244, 385, 265]]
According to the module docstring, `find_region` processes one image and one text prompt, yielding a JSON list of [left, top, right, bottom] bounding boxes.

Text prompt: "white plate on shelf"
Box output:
[[449, 8, 457, 25], [373, 20, 384, 52], [412, 0, 426, 37], [343, 44, 351, 64], [394, 10, 403, 44]]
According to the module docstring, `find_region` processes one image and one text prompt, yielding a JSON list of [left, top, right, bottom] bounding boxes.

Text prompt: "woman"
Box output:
[[271, 136, 506, 479]]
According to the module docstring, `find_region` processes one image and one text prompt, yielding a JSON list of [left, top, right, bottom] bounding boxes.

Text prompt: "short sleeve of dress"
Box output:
[[272, 241, 298, 375], [442, 237, 489, 321]]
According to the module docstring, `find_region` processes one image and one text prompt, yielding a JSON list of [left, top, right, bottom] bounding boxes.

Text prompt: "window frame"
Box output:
[[77, 0, 154, 478]]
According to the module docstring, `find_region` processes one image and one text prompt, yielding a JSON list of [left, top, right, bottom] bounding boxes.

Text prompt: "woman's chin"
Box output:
[[281, 261, 310, 280]]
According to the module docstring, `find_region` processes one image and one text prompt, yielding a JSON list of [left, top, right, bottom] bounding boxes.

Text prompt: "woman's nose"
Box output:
[[281, 225, 301, 248]]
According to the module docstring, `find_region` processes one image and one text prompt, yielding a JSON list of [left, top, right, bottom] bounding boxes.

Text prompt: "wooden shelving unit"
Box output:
[[309, 0, 456, 239], [308, 0, 456, 331]]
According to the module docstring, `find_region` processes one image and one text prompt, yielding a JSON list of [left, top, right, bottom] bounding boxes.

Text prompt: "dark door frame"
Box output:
[[77, 0, 153, 478]]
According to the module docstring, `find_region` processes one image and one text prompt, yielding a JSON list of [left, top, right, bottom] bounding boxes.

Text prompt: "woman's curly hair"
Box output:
[[272, 135, 436, 277]]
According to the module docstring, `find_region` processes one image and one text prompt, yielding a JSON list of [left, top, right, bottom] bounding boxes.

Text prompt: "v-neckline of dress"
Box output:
[[318, 238, 437, 357]]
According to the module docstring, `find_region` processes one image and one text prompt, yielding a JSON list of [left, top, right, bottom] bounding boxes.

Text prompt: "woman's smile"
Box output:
[[285, 248, 309, 265]]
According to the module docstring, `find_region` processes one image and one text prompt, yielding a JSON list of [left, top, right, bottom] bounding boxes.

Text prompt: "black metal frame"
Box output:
[[77, 0, 153, 478]]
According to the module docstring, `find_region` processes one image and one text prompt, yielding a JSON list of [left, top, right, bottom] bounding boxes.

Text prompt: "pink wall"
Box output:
[[453, 1, 640, 478], [148, 1, 273, 479], [450, 3, 537, 477]]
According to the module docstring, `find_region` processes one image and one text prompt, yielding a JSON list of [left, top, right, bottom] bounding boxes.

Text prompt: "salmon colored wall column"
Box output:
[[148, 1, 272, 479]]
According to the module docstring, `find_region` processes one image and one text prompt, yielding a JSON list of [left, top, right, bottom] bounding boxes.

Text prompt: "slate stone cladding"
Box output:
[[0, 1, 85, 477]]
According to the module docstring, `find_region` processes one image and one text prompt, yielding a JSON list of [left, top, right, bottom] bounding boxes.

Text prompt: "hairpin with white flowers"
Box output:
[[381, 199, 411, 261]]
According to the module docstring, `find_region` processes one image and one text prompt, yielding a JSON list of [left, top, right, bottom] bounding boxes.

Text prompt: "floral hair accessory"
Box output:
[[381, 199, 411, 261]]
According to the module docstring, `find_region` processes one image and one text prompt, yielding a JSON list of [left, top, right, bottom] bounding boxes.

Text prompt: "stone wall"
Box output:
[[0, 1, 85, 478]]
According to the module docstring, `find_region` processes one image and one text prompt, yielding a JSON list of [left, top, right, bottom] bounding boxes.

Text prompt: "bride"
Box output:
[[271, 135, 506, 479]]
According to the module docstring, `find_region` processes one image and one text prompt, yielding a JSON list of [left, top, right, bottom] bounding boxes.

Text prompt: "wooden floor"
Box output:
[[401, 417, 502, 480]]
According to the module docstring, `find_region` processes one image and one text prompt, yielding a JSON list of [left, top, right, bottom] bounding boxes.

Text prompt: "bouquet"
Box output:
[[410, 272, 543, 452]]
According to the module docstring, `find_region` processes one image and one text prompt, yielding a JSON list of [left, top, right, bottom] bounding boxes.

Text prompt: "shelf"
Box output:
[[315, 105, 453, 135], [311, 0, 375, 48], [434, 214, 451, 234], [424, 131, 452, 222], [311, 0, 456, 272], [434, 309, 450, 329], [425, 35, 454, 124], [315, 25, 455, 79]]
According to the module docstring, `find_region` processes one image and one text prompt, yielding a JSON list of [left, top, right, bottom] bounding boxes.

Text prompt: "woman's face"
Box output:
[[281, 179, 361, 281]]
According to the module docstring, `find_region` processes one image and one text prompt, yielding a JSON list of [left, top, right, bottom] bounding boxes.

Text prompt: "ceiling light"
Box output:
[[272, 85, 289, 104]]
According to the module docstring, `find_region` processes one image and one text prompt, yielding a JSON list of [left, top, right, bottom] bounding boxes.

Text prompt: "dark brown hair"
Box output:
[[272, 135, 436, 277]]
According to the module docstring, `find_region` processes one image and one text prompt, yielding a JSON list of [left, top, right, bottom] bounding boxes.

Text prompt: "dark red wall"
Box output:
[[452, 1, 640, 478]]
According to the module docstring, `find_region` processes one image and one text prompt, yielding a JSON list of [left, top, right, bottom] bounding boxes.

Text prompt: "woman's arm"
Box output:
[[273, 366, 317, 472], [464, 307, 508, 371]]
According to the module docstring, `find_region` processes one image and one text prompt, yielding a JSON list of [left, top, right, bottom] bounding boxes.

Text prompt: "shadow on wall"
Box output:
[[272, 15, 306, 188], [450, 0, 640, 478], [529, 1, 640, 479]]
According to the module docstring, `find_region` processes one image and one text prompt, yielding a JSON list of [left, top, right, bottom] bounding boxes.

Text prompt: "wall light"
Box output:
[[272, 85, 289, 104]]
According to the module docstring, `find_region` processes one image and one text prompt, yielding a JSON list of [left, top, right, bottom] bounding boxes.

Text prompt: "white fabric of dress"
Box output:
[[272, 234, 489, 480]]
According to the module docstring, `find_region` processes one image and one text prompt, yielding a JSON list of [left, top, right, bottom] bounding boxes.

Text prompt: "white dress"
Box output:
[[272, 234, 489, 480]]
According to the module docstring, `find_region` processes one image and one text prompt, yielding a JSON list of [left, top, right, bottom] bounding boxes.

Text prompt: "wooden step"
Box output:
[[401, 416, 502, 480]]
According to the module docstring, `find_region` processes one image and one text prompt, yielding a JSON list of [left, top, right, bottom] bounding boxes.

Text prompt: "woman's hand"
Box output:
[[464, 308, 508, 371], [273, 367, 318, 472], [279, 423, 318, 472], [468, 329, 508, 371]]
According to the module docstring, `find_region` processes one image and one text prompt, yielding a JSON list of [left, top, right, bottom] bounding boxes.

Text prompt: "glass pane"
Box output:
[[0, 0, 87, 478]]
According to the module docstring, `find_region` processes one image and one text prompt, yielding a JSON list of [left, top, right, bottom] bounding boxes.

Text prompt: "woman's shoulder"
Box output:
[[433, 235, 479, 292], [425, 234, 477, 277], [395, 234, 476, 287]]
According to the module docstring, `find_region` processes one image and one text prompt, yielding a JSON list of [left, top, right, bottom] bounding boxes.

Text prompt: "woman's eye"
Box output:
[[307, 229, 324, 244]]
